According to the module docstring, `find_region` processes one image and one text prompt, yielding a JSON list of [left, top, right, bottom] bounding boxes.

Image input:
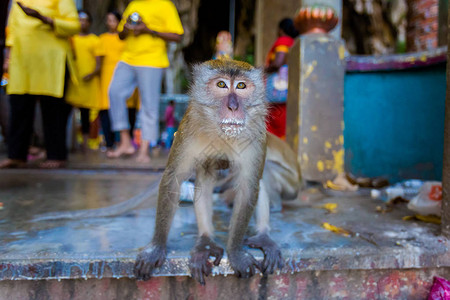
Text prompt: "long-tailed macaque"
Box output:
[[134, 59, 284, 284]]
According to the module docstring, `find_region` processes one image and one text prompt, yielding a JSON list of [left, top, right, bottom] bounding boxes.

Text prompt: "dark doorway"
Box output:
[[183, 0, 231, 64]]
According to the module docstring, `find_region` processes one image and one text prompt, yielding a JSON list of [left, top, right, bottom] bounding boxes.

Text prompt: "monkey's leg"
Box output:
[[226, 174, 262, 278], [190, 171, 224, 285], [244, 181, 284, 275], [134, 168, 187, 280]]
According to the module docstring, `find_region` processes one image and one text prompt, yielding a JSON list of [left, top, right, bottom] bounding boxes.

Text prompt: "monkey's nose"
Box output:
[[227, 94, 239, 111]]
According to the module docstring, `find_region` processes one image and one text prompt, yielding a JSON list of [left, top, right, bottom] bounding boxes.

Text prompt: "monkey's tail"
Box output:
[[31, 176, 162, 222]]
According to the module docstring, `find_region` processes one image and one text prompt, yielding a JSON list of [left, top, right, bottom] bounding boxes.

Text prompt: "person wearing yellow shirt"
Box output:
[[98, 11, 140, 150], [107, 0, 184, 163], [0, 0, 80, 169], [66, 10, 103, 152]]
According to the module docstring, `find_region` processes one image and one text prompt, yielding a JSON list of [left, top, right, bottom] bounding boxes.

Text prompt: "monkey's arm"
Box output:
[[244, 177, 284, 274], [134, 132, 194, 280], [225, 149, 266, 277], [134, 167, 184, 280], [189, 169, 224, 285]]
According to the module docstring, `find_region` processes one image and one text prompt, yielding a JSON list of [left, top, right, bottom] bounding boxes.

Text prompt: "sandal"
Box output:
[[39, 160, 67, 169]]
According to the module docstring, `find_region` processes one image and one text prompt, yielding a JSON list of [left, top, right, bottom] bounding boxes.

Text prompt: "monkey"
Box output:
[[134, 59, 284, 284], [32, 133, 300, 223], [29, 59, 295, 284], [262, 132, 301, 207], [218, 132, 301, 218]]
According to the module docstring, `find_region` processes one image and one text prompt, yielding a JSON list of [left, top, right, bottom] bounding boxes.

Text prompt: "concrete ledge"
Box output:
[[0, 170, 449, 283]]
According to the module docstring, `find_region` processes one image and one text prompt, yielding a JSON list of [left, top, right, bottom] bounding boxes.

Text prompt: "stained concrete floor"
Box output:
[[0, 148, 169, 171], [0, 154, 449, 281]]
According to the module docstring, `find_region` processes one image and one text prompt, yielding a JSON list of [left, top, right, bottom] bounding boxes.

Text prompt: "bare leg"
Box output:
[[134, 165, 189, 280], [226, 176, 261, 278], [81, 133, 89, 153], [136, 140, 151, 163], [106, 130, 136, 158]]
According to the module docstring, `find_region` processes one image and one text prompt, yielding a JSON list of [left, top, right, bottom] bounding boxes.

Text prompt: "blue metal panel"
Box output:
[[344, 64, 446, 182]]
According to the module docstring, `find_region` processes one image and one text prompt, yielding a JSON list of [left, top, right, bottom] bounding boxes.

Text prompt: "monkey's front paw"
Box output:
[[244, 233, 284, 275], [189, 235, 224, 285], [134, 245, 167, 281], [228, 249, 260, 278]]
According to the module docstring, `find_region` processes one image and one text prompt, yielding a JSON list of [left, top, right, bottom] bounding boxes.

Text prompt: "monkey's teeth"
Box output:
[[220, 119, 245, 137], [221, 118, 244, 125]]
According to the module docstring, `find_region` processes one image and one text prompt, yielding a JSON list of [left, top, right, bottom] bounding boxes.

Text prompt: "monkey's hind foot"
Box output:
[[244, 233, 284, 275], [228, 249, 261, 278], [189, 235, 224, 285], [134, 244, 167, 281]]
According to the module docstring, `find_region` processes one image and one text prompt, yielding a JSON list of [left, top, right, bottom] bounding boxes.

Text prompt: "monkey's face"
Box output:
[[191, 60, 267, 138], [207, 76, 254, 137]]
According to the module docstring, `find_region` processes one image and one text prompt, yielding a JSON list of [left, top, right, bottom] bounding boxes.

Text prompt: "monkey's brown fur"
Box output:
[[134, 59, 284, 284]]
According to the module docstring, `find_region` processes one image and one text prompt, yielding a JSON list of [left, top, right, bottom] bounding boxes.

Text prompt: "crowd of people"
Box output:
[[0, 0, 299, 169], [0, 0, 183, 168]]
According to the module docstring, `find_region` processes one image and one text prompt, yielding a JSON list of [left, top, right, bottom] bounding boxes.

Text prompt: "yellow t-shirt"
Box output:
[[99, 32, 140, 109], [66, 34, 104, 109], [99, 32, 124, 109], [118, 0, 184, 68]]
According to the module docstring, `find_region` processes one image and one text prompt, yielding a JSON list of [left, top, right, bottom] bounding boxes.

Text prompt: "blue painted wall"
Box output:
[[344, 64, 446, 183]]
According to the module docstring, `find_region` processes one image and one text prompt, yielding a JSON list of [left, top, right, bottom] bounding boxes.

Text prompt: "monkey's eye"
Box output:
[[236, 82, 246, 89], [217, 81, 227, 88]]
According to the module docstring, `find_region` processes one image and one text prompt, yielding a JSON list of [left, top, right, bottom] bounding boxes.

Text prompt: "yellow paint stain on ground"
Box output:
[[293, 134, 299, 146], [322, 222, 350, 236], [332, 149, 344, 173], [325, 160, 333, 169], [302, 153, 309, 162], [341, 121, 345, 131], [318, 203, 338, 213], [317, 160, 325, 172], [311, 125, 318, 132], [303, 64, 314, 80], [338, 45, 346, 60], [339, 135, 344, 145], [325, 141, 332, 149], [303, 137, 308, 144]]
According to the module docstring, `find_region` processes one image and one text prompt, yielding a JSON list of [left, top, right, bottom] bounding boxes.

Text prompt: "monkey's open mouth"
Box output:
[[221, 118, 244, 126], [220, 119, 245, 136]]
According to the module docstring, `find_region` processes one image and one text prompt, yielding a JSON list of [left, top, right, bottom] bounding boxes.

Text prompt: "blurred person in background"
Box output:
[[66, 10, 103, 152], [0, 0, 80, 169], [106, 0, 183, 163], [163, 100, 176, 149], [265, 18, 299, 139], [98, 11, 140, 151]]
